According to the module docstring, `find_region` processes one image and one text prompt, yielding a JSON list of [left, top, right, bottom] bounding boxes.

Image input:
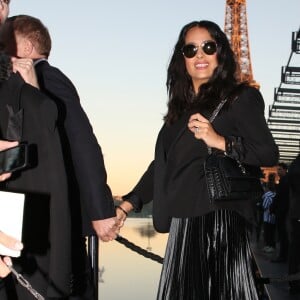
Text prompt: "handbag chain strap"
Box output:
[[207, 98, 246, 174], [207, 98, 227, 154], [7, 264, 45, 299]]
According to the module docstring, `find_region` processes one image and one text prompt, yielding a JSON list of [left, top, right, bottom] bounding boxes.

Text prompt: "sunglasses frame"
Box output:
[[181, 40, 217, 58]]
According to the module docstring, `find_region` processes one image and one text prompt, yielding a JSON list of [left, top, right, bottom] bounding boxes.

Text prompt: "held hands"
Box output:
[[92, 218, 121, 242], [188, 113, 225, 151], [0, 231, 23, 278], [11, 57, 40, 89], [92, 201, 133, 242]]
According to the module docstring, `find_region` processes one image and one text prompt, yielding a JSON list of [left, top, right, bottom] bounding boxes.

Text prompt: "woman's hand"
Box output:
[[115, 201, 134, 230], [188, 113, 225, 151]]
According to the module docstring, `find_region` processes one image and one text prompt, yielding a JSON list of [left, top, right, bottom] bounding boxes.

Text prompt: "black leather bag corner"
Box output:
[[204, 151, 263, 202]]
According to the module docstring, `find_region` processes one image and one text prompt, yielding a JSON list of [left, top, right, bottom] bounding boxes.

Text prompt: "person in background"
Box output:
[[116, 20, 278, 299], [287, 154, 300, 295], [254, 180, 265, 244], [261, 175, 276, 253], [270, 162, 289, 263], [0, 14, 120, 299]]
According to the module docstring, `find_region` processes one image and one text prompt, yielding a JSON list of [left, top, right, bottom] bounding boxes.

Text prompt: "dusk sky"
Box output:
[[10, 1, 300, 195]]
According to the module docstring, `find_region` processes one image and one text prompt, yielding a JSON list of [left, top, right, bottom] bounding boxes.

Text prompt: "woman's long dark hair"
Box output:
[[164, 20, 244, 124], [0, 51, 12, 82]]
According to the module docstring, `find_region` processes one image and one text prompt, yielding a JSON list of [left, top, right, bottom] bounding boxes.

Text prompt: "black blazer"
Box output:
[[0, 73, 71, 297], [127, 86, 279, 233], [35, 60, 115, 235]]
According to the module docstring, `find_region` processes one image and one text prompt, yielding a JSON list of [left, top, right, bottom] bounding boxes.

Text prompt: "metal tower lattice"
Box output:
[[267, 28, 300, 163], [224, 0, 259, 88]]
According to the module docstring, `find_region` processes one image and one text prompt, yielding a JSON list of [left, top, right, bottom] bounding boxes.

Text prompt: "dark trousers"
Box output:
[[276, 216, 289, 260], [263, 222, 276, 248], [288, 219, 300, 288]]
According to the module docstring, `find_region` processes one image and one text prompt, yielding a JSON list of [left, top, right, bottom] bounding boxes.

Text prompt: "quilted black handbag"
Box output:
[[204, 99, 263, 202], [204, 151, 263, 201]]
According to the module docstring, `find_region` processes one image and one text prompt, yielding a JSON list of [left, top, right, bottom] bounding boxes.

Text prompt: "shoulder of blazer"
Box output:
[[35, 60, 78, 95], [231, 85, 264, 109]]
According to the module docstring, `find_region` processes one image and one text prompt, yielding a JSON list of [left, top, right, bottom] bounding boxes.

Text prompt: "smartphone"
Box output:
[[0, 143, 28, 175]]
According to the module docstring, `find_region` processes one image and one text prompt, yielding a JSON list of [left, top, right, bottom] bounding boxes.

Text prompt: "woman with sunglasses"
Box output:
[[117, 20, 278, 299]]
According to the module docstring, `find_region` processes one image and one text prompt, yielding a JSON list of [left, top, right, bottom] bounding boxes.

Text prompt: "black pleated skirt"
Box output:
[[157, 210, 259, 300]]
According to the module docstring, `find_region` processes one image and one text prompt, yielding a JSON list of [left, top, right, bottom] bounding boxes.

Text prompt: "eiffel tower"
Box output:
[[224, 0, 300, 165], [224, 0, 259, 88], [267, 28, 300, 163]]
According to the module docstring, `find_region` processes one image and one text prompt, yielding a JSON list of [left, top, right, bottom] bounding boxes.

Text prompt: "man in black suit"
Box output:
[[0, 14, 120, 299], [1, 14, 120, 238]]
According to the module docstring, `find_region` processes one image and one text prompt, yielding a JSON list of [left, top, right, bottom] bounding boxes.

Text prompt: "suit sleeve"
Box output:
[[230, 87, 279, 167], [123, 161, 154, 211], [41, 67, 115, 220]]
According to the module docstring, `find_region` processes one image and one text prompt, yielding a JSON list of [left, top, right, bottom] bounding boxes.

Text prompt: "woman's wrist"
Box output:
[[214, 135, 226, 152], [115, 205, 128, 216], [116, 200, 134, 215], [224, 136, 232, 155]]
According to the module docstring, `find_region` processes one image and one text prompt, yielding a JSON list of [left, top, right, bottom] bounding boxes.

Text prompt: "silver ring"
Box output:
[[196, 127, 199, 133]]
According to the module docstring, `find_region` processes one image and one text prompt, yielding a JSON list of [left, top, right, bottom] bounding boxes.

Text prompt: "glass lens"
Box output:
[[202, 41, 217, 55], [182, 44, 197, 58], [182, 41, 217, 58]]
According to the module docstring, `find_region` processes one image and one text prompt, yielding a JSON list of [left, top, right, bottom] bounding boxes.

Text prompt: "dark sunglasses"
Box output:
[[181, 40, 217, 58]]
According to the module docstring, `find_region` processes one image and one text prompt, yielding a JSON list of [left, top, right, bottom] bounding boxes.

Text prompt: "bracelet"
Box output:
[[224, 137, 233, 155], [115, 205, 128, 216]]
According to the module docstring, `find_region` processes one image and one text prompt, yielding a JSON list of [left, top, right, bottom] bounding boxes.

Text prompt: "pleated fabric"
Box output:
[[157, 210, 259, 300]]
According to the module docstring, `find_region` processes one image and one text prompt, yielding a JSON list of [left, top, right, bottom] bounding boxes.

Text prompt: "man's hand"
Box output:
[[92, 217, 120, 242], [11, 57, 39, 88]]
